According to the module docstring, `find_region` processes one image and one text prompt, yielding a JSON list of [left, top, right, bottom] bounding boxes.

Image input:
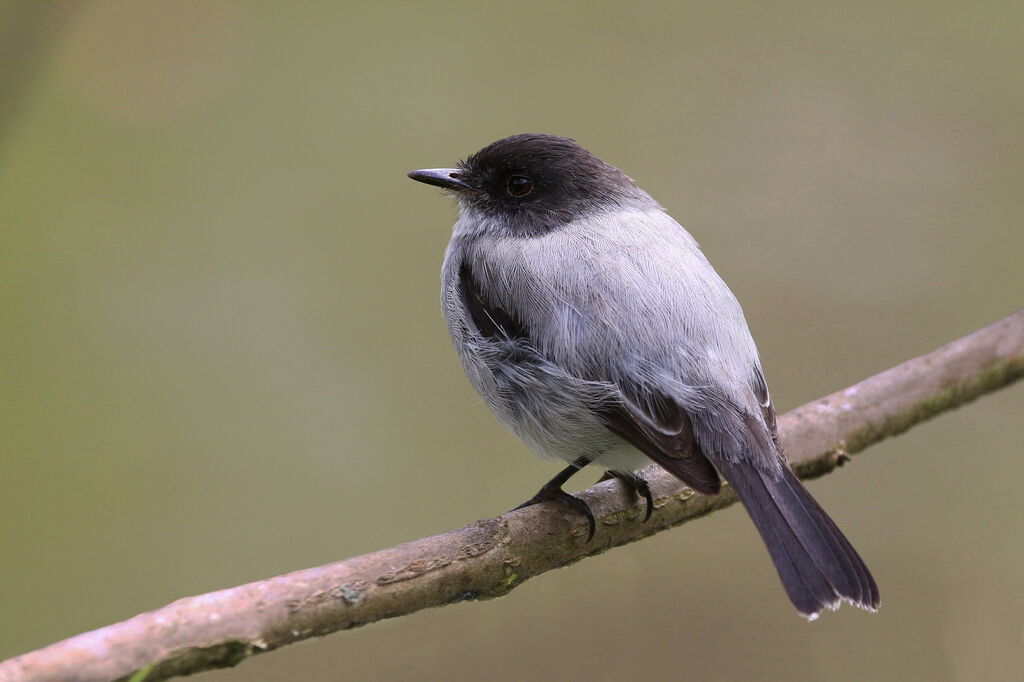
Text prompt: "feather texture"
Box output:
[[428, 134, 878, 617]]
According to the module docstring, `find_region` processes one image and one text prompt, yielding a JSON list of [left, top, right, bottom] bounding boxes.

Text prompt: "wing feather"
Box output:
[[461, 261, 721, 493]]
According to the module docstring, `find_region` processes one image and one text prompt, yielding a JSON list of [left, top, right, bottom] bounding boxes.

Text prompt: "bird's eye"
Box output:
[[506, 175, 533, 197]]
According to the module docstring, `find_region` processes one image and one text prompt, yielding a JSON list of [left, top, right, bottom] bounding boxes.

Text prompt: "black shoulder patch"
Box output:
[[459, 262, 529, 341]]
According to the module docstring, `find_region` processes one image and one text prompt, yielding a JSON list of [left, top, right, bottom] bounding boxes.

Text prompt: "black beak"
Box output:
[[407, 168, 474, 191]]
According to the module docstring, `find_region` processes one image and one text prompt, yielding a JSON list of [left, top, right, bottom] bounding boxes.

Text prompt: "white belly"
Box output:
[[592, 441, 651, 473]]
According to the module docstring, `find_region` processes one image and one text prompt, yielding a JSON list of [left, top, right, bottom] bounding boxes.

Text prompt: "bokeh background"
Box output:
[[2, 1, 1022, 680]]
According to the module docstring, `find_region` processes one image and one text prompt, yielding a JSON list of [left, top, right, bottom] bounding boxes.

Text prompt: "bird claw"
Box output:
[[513, 487, 597, 542], [600, 471, 654, 522]]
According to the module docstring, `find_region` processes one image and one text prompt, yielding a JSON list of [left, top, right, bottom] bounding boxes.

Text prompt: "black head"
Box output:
[[408, 134, 647, 234]]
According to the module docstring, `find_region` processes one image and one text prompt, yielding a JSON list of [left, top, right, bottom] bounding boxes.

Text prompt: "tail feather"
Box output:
[[776, 470, 880, 609], [716, 458, 879, 618], [730, 468, 839, 615], [769, 470, 869, 605]]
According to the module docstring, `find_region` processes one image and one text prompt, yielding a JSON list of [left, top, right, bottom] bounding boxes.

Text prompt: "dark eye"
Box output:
[[506, 175, 533, 197]]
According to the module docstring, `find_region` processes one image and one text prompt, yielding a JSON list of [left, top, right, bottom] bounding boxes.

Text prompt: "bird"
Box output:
[[407, 133, 879, 619]]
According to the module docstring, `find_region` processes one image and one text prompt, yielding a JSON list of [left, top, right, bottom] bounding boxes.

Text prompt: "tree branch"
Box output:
[[4, 309, 1023, 682]]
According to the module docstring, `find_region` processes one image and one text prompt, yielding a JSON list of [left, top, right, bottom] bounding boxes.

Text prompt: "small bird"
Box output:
[[408, 134, 879, 619]]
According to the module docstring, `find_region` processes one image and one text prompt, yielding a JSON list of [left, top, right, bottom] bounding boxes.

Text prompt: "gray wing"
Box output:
[[459, 259, 721, 493]]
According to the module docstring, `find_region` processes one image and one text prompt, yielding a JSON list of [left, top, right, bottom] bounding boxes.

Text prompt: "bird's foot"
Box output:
[[516, 462, 598, 540], [598, 471, 654, 522]]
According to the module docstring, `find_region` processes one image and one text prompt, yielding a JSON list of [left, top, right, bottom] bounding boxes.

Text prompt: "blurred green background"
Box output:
[[2, 1, 1022, 680]]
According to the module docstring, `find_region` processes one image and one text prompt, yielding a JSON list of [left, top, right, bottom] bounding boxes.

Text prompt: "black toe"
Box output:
[[606, 470, 654, 522]]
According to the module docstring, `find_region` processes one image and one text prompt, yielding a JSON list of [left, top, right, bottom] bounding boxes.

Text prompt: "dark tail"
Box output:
[[715, 458, 880, 619]]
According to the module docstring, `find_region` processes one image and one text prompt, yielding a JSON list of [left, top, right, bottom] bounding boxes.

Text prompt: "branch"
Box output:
[[4, 310, 1023, 682]]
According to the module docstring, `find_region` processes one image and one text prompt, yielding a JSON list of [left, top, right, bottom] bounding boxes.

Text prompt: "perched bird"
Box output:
[[408, 134, 879, 619]]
